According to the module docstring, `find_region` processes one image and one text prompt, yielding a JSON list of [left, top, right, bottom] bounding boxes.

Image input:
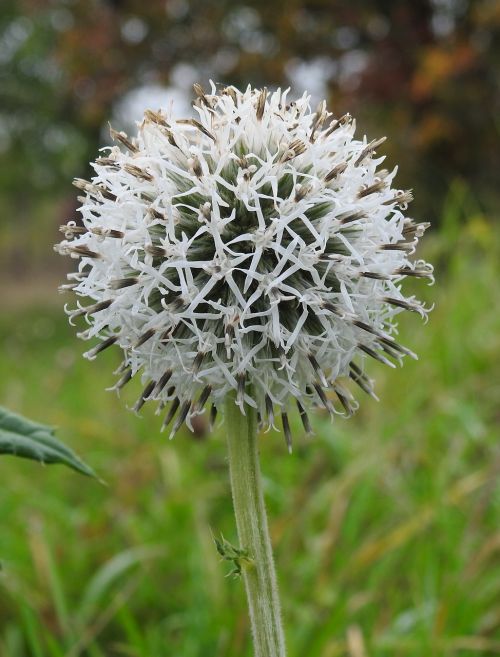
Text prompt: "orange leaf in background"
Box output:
[[413, 113, 457, 149], [411, 44, 477, 101]]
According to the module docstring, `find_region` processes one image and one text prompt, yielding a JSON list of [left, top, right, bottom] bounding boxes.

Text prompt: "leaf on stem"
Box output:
[[0, 406, 98, 479]]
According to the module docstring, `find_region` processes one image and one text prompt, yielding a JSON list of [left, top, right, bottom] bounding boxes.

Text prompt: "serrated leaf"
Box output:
[[0, 406, 97, 479]]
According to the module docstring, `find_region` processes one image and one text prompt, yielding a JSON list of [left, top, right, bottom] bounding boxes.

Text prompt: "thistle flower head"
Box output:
[[56, 83, 433, 445]]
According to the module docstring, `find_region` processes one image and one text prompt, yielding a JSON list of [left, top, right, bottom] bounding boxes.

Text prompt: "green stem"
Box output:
[[225, 392, 287, 657]]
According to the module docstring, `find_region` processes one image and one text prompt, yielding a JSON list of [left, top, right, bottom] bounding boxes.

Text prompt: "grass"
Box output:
[[0, 195, 499, 656]]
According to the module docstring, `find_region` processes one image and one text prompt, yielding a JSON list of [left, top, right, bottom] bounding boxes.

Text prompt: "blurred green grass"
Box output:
[[1, 191, 499, 657]]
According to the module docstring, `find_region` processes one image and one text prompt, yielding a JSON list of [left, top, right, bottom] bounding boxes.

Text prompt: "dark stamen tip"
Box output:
[[296, 400, 313, 435], [237, 373, 247, 405], [192, 351, 206, 374], [162, 397, 180, 432], [85, 335, 117, 359], [133, 328, 156, 349], [281, 412, 293, 453], [109, 277, 138, 290], [209, 404, 218, 431], [153, 369, 173, 396], [115, 367, 133, 391], [196, 385, 212, 412], [133, 380, 156, 413], [170, 400, 191, 439], [313, 382, 333, 414], [358, 343, 396, 368]]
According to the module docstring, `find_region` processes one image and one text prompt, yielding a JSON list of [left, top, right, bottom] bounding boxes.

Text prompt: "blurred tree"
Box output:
[[0, 1, 88, 195], [1, 0, 499, 225]]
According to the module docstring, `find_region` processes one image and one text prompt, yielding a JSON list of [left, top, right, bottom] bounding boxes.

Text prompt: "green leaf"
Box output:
[[0, 406, 97, 479]]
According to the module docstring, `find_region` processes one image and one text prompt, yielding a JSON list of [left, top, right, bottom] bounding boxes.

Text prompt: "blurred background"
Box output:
[[1, 1, 499, 656]]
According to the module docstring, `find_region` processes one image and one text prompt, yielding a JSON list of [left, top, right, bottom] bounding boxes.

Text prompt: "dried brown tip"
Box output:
[[59, 224, 86, 236], [73, 178, 116, 201], [109, 126, 138, 153], [357, 180, 387, 199], [95, 156, 119, 168], [193, 82, 208, 104], [294, 183, 312, 202], [354, 136, 386, 166], [187, 156, 203, 178], [255, 87, 267, 121], [222, 86, 238, 104], [144, 109, 169, 128], [324, 162, 348, 183], [280, 139, 307, 163], [337, 209, 366, 224], [310, 100, 327, 142], [91, 227, 124, 239], [68, 245, 101, 259], [177, 118, 215, 142], [323, 113, 351, 137], [123, 164, 154, 182]]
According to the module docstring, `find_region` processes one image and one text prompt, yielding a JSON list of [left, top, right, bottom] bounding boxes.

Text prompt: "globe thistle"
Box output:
[[56, 83, 433, 445]]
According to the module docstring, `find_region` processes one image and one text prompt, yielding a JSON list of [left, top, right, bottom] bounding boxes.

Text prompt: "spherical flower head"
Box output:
[[56, 83, 433, 445]]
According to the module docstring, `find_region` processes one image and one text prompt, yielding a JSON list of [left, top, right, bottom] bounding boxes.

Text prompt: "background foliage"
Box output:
[[2, 1, 500, 224], [1, 1, 499, 656]]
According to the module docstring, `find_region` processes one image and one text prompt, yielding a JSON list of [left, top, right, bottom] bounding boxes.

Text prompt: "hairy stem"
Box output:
[[225, 392, 287, 657]]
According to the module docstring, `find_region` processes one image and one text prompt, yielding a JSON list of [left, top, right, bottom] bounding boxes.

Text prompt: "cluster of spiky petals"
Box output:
[[56, 82, 433, 448]]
